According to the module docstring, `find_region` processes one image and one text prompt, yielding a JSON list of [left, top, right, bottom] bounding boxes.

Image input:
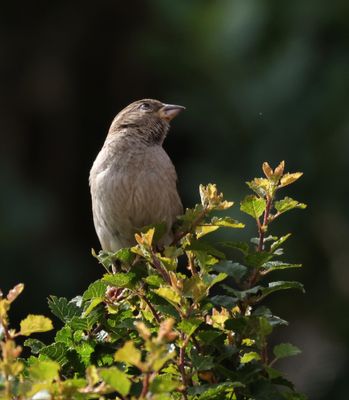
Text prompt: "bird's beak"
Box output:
[[159, 104, 185, 121]]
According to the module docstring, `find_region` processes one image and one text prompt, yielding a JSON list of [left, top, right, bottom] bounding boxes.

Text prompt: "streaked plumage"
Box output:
[[90, 99, 184, 252]]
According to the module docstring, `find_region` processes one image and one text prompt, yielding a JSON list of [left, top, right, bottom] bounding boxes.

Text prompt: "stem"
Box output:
[[257, 197, 272, 252], [178, 333, 190, 400], [140, 372, 150, 399], [171, 207, 209, 246], [187, 251, 197, 276], [139, 293, 161, 324], [151, 250, 171, 285]]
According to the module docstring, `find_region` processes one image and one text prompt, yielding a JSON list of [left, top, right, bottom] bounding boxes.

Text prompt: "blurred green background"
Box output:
[[1, 1, 348, 398]]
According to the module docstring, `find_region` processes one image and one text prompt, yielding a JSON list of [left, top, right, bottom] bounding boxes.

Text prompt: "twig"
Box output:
[[257, 197, 272, 252], [140, 372, 150, 399], [139, 293, 161, 324], [178, 333, 190, 399]]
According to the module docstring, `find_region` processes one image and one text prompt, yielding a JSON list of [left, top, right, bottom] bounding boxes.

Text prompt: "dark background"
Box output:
[[1, 1, 348, 398]]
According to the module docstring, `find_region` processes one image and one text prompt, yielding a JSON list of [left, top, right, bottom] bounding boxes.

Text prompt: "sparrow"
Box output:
[[89, 99, 184, 252]]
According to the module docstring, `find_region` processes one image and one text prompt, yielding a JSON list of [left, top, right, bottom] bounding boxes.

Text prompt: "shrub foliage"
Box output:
[[0, 162, 307, 399]]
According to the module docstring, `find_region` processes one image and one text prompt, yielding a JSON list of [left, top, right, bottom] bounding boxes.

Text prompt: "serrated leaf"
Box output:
[[199, 183, 234, 210], [240, 351, 261, 364], [83, 280, 108, 300], [102, 272, 136, 288], [210, 295, 237, 309], [270, 234, 292, 252], [240, 195, 266, 219], [196, 225, 220, 238], [48, 296, 81, 323], [279, 172, 303, 187], [246, 178, 270, 197], [261, 261, 302, 273], [154, 287, 181, 306], [273, 343, 301, 359], [261, 281, 304, 298], [114, 341, 142, 367], [210, 217, 244, 229], [40, 342, 69, 365], [135, 227, 155, 247], [145, 274, 165, 287], [213, 261, 248, 282], [191, 351, 215, 371], [24, 338, 45, 354], [275, 197, 307, 214], [245, 251, 273, 268], [20, 315, 53, 336], [219, 241, 250, 256], [177, 318, 202, 337], [185, 239, 225, 259], [28, 359, 60, 381], [99, 367, 131, 397]]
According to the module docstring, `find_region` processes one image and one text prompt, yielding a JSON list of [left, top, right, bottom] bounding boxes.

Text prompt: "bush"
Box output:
[[0, 161, 307, 399]]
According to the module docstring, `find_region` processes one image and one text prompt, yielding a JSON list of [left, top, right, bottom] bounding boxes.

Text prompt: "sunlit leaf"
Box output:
[[240, 351, 261, 363], [178, 318, 202, 337], [99, 367, 131, 397], [275, 197, 307, 214], [154, 287, 181, 306], [29, 359, 60, 381], [240, 195, 266, 219], [20, 315, 53, 336], [210, 217, 244, 229], [279, 172, 303, 188], [102, 272, 137, 288], [114, 341, 142, 368]]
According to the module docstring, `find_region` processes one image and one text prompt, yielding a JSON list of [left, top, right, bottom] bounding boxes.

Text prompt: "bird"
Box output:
[[89, 99, 184, 252]]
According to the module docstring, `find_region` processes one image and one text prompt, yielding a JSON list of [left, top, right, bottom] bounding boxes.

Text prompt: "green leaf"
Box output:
[[196, 225, 220, 238], [261, 281, 305, 298], [177, 318, 202, 337], [154, 287, 181, 306], [273, 343, 301, 360], [20, 315, 53, 336], [40, 342, 69, 365], [83, 297, 104, 316], [185, 239, 225, 259], [210, 295, 237, 309], [213, 261, 247, 282], [114, 341, 142, 367], [28, 359, 60, 381], [275, 197, 307, 214], [83, 280, 107, 300], [99, 367, 131, 397], [262, 261, 301, 273], [219, 241, 250, 256], [54, 326, 73, 346], [145, 274, 165, 287], [245, 251, 273, 268], [270, 234, 292, 252], [48, 296, 81, 323], [240, 351, 261, 364], [191, 351, 215, 371], [24, 338, 45, 354], [210, 216, 245, 229], [240, 195, 266, 219], [150, 373, 181, 394], [102, 272, 137, 288]]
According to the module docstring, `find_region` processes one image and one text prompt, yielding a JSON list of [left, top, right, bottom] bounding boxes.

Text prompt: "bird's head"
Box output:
[[108, 99, 185, 144]]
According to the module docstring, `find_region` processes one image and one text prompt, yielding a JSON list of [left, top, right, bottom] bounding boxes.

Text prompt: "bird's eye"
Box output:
[[140, 103, 151, 111]]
